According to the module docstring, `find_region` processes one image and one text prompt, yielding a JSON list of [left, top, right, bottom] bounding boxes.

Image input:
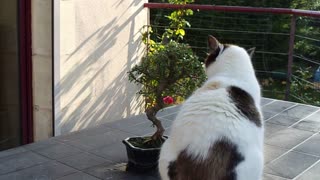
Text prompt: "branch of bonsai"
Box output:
[[146, 106, 165, 140]]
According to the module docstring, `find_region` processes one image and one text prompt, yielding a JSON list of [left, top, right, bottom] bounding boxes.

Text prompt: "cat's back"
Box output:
[[172, 83, 260, 129], [170, 84, 263, 149], [176, 86, 232, 118], [159, 85, 263, 180]]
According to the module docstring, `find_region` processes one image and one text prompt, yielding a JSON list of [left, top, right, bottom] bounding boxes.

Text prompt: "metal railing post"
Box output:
[[285, 15, 296, 100]]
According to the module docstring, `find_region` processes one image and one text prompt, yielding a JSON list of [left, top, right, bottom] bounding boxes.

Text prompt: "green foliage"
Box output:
[[261, 67, 320, 106], [163, 8, 193, 40], [128, 0, 206, 140], [291, 0, 320, 10], [149, 0, 195, 41], [290, 67, 320, 106], [168, 0, 194, 4], [149, 0, 320, 106], [129, 41, 206, 109], [129, 0, 206, 110]]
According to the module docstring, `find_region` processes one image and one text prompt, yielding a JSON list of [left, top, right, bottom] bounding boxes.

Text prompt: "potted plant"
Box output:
[[124, 40, 206, 172], [123, 0, 206, 172]]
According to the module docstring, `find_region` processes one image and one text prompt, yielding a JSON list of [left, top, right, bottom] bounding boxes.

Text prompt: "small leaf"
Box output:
[[176, 29, 185, 36], [185, 21, 191, 27], [186, 9, 193, 16]]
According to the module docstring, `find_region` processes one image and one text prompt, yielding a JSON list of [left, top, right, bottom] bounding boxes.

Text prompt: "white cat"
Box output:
[[158, 35, 264, 180]]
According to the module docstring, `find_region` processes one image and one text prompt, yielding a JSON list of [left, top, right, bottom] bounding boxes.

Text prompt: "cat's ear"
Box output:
[[208, 35, 220, 51], [247, 47, 256, 58]]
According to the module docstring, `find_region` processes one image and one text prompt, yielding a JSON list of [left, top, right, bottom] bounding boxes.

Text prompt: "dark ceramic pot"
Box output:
[[122, 136, 167, 173]]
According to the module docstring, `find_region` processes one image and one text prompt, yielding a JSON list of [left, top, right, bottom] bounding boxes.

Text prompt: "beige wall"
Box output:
[[56, 0, 147, 135], [32, 0, 53, 141]]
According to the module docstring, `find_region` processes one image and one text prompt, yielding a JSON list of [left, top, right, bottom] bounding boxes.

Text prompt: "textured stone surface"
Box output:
[[1, 98, 320, 179], [264, 151, 319, 179], [294, 134, 320, 156], [0, 161, 77, 180], [0, 151, 50, 175], [57, 152, 110, 170], [56, 172, 100, 180], [265, 128, 313, 149], [296, 161, 320, 180]]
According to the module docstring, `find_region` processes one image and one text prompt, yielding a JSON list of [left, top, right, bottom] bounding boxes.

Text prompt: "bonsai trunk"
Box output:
[[146, 106, 164, 141], [145, 80, 170, 141]]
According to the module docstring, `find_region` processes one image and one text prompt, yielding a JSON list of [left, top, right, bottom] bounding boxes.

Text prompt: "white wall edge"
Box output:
[[53, 0, 61, 136]]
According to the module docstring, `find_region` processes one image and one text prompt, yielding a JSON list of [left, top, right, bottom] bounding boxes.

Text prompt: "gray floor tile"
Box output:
[[264, 151, 319, 179], [263, 101, 296, 117], [159, 119, 174, 128], [0, 99, 319, 180], [23, 139, 61, 151], [54, 125, 113, 142], [265, 128, 313, 149], [264, 145, 288, 164], [263, 173, 290, 180], [34, 143, 83, 160], [63, 130, 134, 151], [281, 105, 318, 119], [263, 111, 276, 121], [261, 98, 275, 106], [57, 152, 110, 170], [0, 173, 15, 180], [0, 161, 76, 180], [90, 143, 127, 163], [84, 162, 130, 180], [56, 172, 101, 180], [267, 115, 300, 126], [300, 109, 320, 122], [157, 113, 177, 121], [0, 151, 50, 175], [294, 121, 320, 132], [84, 163, 160, 180], [125, 119, 173, 136], [79, 125, 114, 136], [293, 111, 320, 132], [294, 134, 320, 156], [105, 109, 178, 134], [296, 161, 320, 180], [264, 122, 287, 138], [164, 127, 171, 136], [105, 114, 148, 131], [157, 105, 181, 117], [122, 122, 157, 136], [0, 147, 28, 159]]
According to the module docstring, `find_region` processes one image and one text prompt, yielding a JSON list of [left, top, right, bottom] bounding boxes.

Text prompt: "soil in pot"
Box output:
[[127, 136, 165, 149]]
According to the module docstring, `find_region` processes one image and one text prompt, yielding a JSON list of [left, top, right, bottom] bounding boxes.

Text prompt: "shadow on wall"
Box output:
[[56, 1, 145, 134]]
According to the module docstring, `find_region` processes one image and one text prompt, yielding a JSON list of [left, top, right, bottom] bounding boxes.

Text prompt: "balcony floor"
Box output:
[[1, 98, 320, 180]]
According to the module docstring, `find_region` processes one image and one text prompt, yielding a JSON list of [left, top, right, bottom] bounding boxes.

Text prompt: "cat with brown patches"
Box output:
[[159, 35, 263, 180]]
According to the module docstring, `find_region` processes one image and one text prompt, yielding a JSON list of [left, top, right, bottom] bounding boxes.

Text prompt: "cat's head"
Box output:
[[204, 35, 256, 78]]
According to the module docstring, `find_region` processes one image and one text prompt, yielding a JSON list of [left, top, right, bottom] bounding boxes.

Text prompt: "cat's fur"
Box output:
[[158, 35, 264, 180]]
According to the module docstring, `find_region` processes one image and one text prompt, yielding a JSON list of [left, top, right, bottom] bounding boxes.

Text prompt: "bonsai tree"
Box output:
[[123, 2, 205, 173], [129, 41, 206, 143], [128, 0, 206, 146]]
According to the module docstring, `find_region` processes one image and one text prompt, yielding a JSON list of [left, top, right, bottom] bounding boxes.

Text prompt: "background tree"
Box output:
[[148, 0, 320, 106]]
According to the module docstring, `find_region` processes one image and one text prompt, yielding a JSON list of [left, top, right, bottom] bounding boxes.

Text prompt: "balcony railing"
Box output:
[[144, 3, 320, 106]]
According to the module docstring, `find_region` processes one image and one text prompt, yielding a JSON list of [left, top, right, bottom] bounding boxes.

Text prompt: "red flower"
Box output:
[[163, 96, 174, 104]]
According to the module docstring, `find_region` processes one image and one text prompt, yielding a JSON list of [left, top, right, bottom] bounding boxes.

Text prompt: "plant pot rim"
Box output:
[[122, 135, 168, 151]]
